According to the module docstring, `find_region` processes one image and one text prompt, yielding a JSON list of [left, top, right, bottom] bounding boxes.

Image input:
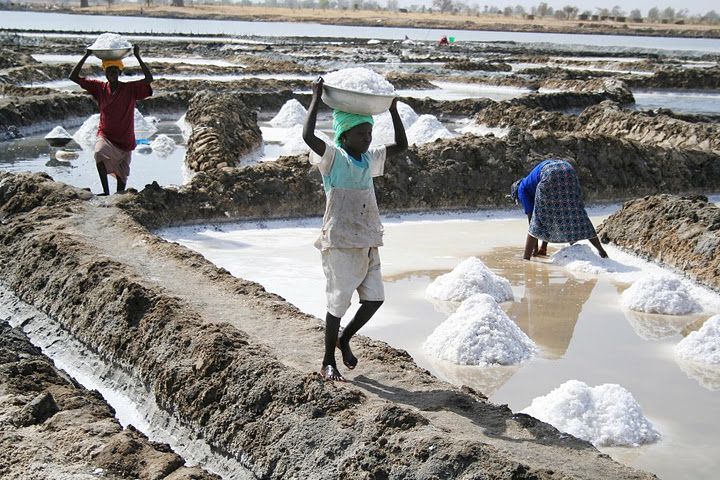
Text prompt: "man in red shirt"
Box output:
[[70, 45, 153, 195]]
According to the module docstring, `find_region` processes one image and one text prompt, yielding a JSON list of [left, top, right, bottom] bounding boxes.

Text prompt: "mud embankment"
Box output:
[[625, 66, 720, 90], [0, 170, 656, 479], [599, 195, 720, 292], [0, 319, 219, 479]]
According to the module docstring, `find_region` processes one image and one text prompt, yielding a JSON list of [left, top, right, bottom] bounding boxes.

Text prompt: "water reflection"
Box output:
[[485, 248, 596, 358], [623, 309, 703, 341]]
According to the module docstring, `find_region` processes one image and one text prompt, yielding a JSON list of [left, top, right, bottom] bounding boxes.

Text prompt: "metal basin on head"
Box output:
[[321, 84, 395, 116], [89, 47, 132, 60]]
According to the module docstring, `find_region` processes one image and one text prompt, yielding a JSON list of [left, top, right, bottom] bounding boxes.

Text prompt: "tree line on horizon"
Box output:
[[41, 0, 720, 25]]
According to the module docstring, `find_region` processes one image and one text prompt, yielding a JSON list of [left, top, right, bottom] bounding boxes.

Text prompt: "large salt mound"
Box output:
[[150, 134, 176, 158], [426, 257, 513, 303], [621, 275, 701, 315], [371, 102, 419, 145], [90, 32, 131, 50], [423, 293, 537, 366], [270, 99, 307, 128], [323, 68, 395, 95], [521, 380, 660, 447], [406, 114, 455, 145], [676, 315, 720, 365], [45, 126, 72, 139]]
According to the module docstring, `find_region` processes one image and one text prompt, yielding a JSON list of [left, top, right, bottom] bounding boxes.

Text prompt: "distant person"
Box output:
[[302, 77, 408, 382], [510, 159, 608, 260], [69, 45, 153, 196], [438, 35, 449, 46]]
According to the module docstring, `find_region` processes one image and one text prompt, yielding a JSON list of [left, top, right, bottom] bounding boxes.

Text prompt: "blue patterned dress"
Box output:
[[518, 160, 597, 243]]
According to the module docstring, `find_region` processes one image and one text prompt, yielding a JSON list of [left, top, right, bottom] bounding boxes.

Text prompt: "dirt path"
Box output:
[[63, 196, 654, 479]]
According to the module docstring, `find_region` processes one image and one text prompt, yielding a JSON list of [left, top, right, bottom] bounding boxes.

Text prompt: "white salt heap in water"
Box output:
[[270, 99, 307, 128], [323, 68, 395, 95], [423, 293, 536, 366], [406, 114, 455, 145], [45, 126, 72, 139], [150, 134, 176, 158], [676, 315, 720, 364], [426, 257, 513, 303], [280, 125, 308, 155], [621, 274, 701, 315], [521, 380, 660, 447], [371, 101, 419, 145], [550, 244, 631, 275], [90, 33, 131, 50], [176, 113, 192, 142], [73, 110, 157, 149]]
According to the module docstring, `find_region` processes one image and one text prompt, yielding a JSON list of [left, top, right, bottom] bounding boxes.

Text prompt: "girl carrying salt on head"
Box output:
[[302, 77, 408, 381]]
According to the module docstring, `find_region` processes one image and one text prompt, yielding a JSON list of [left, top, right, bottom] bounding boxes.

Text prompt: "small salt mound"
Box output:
[[426, 257, 513, 303], [45, 126, 72, 139], [521, 380, 660, 447], [550, 244, 635, 275], [270, 99, 307, 128], [150, 134, 176, 158], [406, 114, 455, 146], [90, 33, 131, 50], [675, 315, 720, 365], [73, 114, 100, 149], [621, 274, 701, 315], [134, 109, 158, 140], [423, 293, 537, 366], [323, 67, 395, 95], [280, 125, 309, 155], [371, 101, 419, 145]]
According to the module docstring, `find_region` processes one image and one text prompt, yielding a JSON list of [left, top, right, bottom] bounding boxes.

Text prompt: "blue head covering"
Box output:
[[332, 110, 374, 147]]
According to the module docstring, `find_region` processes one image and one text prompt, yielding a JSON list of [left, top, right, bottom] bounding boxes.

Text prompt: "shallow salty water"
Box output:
[[160, 209, 720, 480], [0, 118, 187, 193]]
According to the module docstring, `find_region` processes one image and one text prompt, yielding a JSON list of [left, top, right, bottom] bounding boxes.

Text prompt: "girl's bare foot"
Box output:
[[336, 338, 358, 370], [320, 364, 345, 381]]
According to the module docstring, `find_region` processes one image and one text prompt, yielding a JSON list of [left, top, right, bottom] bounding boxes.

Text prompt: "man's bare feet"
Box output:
[[336, 338, 358, 370], [320, 364, 345, 381]]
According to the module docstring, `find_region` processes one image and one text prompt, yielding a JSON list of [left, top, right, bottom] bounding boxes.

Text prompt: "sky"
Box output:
[[402, 1, 717, 16]]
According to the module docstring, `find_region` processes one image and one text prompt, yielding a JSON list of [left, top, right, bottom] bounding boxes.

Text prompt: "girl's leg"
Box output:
[[523, 234, 538, 260], [321, 313, 344, 381], [537, 241, 549, 256], [337, 300, 383, 369], [117, 178, 126, 193]]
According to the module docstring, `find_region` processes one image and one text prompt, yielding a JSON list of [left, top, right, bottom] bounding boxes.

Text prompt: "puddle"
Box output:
[[160, 210, 720, 480]]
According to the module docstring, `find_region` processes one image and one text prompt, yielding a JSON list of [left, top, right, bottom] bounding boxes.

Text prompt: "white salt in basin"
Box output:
[[45, 126, 72, 139], [323, 67, 395, 95], [621, 274, 701, 315], [89, 32, 131, 49], [270, 99, 307, 128], [521, 380, 660, 447], [676, 315, 720, 365], [426, 256, 513, 303], [423, 293, 536, 366]]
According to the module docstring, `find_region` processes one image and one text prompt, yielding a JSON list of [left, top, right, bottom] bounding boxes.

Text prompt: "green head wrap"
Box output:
[[332, 110, 374, 147]]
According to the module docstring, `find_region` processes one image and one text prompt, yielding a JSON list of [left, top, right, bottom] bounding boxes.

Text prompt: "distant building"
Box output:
[[614, 16, 626, 22], [578, 14, 589, 21]]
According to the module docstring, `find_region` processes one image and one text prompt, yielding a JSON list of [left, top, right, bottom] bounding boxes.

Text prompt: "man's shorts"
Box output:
[[321, 247, 384, 318]]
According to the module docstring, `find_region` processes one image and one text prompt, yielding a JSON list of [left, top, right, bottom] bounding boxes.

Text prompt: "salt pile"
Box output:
[[426, 257, 513, 303], [406, 114, 455, 146], [176, 113, 192, 142], [323, 68, 395, 95], [550, 244, 631, 275], [89, 33, 131, 50], [521, 380, 660, 447], [73, 114, 100, 149], [371, 101, 418, 145], [150, 135, 176, 158], [675, 315, 720, 365], [45, 126, 72, 139], [280, 125, 309, 155], [270, 99, 307, 128], [621, 275, 701, 315], [423, 293, 537, 366], [73, 110, 158, 149]]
